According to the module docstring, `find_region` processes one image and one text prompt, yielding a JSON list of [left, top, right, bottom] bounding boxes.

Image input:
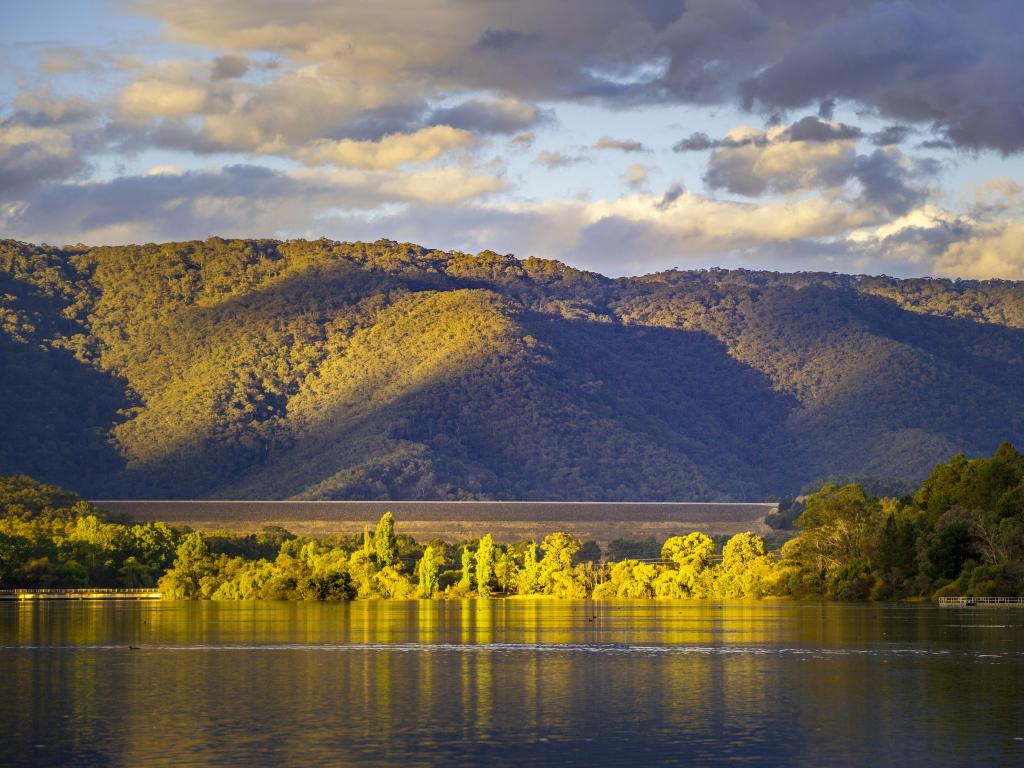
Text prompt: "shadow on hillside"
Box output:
[[0, 333, 128, 496]]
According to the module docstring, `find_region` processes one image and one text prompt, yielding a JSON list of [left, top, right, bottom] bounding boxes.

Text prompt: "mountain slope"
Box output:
[[3, 237, 1024, 501]]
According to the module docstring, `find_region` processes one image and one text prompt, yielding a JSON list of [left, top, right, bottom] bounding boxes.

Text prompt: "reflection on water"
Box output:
[[3, 600, 1024, 767]]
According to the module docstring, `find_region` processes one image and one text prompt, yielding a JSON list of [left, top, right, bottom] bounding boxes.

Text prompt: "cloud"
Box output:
[[741, 1, 1024, 153], [295, 125, 477, 169], [0, 123, 87, 193], [595, 136, 647, 152], [704, 123, 859, 196], [784, 116, 862, 143], [625, 163, 652, 190], [673, 132, 715, 152], [129, 1, 1024, 153], [700, 120, 934, 215], [117, 64, 422, 154], [510, 132, 536, 149], [474, 29, 543, 53], [870, 125, 913, 147], [211, 54, 250, 81], [376, 166, 506, 204], [428, 97, 542, 135], [0, 163, 506, 245], [534, 151, 583, 169], [934, 221, 1024, 280], [118, 67, 210, 119]]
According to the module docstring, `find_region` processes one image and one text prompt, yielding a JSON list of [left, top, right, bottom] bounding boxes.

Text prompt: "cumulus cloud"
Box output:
[[703, 123, 859, 196], [295, 125, 477, 169], [700, 119, 934, 216], [118, 63, 212, 118], [934, 221, 1024, 280]]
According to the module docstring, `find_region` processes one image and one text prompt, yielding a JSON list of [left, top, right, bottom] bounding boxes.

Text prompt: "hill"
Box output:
[[3, 237, 1024, 501]]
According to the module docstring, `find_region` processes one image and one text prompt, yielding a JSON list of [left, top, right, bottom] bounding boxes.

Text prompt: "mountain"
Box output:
[[3, 237, 1024, 502]]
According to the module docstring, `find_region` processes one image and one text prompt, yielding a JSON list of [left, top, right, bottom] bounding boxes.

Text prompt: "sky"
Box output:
[[2, 1, 1024, 279]]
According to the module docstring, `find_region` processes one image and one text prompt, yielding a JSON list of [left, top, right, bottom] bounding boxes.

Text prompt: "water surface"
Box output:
[[3, 600, 1023, 766]]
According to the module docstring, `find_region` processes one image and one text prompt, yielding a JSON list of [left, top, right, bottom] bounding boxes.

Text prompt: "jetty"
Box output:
[[937, 596, 1024, 608], [0, 588, 161, 600]]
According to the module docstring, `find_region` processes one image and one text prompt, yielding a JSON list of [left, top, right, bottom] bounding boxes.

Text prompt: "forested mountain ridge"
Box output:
[[3, 237, 1024, 502]]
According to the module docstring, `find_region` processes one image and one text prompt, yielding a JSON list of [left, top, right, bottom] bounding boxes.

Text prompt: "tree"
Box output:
[[416, 545, 440, 598], [660, 532, 715, 595], [516, 543, 540, 595], [715, 532, 777, 598], [374, 512, 398, 567], [475, 534, 497, 597], [158, 532, 214, 599], [458, 546, 474, 591]]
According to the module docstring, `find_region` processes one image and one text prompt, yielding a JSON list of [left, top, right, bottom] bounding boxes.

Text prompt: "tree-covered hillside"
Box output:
[[3, 237, 1024, 501]]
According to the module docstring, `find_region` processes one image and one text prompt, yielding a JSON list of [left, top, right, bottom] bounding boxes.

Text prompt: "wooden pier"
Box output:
[[937, 596, 1024, 608], [0, 588, 162, 601]]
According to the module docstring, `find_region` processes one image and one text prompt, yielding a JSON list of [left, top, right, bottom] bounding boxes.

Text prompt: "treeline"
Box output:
[[3, 443, 1023, 600]]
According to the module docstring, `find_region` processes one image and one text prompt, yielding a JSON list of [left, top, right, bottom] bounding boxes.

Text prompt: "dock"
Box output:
[[937, 596, 1024, 608], [0, 588, 162, 600]]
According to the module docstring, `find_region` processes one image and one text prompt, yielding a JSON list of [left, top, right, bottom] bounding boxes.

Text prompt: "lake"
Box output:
[[3, 600, 1023, 766]]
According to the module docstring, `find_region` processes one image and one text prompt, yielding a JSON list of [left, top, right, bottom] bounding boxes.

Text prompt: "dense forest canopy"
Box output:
[[3, 237, 1024, 501]]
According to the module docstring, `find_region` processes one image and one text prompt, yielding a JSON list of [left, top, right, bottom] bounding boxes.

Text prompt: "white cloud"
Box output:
[[934, 221, 1024, 280], [376, 166, 506, 204], [119, 68, 210, 118], [705, 123, 858, 196], [296, 125, 477, 169], [625, 163, 652, 190]]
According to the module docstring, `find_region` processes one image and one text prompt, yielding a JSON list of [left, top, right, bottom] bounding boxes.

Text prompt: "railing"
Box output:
[[938, 596, 1024, 607], [0, 588, 162, 600]]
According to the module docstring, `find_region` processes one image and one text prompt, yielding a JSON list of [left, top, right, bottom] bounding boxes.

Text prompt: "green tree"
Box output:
[[516, 543, 540, 595], [416, 545, 440, 598], [475, 533, 497, 597], [374, 512, 398, 567], [458, 545, 474, 591]]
